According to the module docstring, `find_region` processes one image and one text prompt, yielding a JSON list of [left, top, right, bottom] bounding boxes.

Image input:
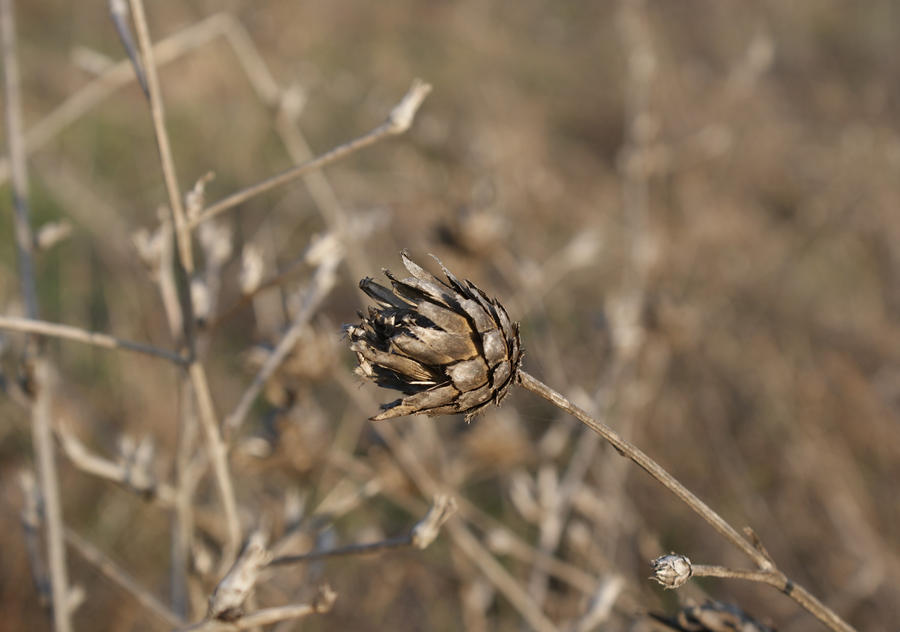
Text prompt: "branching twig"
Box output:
[[518, 370, 854, 632], [181, 585, 336, 632], [126, 0, 192, 272], [518, 370, 766, 564], [0, 315, 186, 365], [186, 79, 431, 230], [65, 528, 185, 628], [333, 372, 567, 632], [269, 495, 456, 567], [223, 251, 340, 439], [57, 424, 177, 504], [125, 0, 242, 567]]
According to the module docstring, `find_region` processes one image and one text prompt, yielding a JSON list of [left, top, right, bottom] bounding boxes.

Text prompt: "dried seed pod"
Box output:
[[650, 553, 693, 589], [345, 252, 522, 421]]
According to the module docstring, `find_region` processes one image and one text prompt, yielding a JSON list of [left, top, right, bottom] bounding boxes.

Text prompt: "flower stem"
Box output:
[[515, 369, 855, 632]]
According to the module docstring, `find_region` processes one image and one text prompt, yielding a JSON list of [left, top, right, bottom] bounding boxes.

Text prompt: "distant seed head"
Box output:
[[345, 252, 522, 421]]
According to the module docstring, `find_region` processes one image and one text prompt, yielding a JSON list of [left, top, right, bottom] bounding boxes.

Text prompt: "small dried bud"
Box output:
[[651, 553, 693, 589], [346, 252, 522, 421]]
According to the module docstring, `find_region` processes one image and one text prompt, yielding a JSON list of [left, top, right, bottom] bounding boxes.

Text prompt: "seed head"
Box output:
[[650, 553, 693, 589], [345, 252, 522, 421]]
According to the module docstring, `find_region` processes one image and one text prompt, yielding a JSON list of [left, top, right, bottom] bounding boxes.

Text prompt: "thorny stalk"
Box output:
[[516, 369, 855, 632], [126, 0, 242, 567], [2, 1, 72, 630]]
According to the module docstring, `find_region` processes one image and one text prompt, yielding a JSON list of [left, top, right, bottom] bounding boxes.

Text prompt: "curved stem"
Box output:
[[516, 369, 855, 632]]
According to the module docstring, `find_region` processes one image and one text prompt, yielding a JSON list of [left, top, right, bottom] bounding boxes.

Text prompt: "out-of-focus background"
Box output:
[[2, 1, 899, 630]]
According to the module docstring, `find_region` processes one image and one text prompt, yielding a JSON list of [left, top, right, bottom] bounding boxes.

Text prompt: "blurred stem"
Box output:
[[516, 369, 855, 632], [126, 0, 191, 272], [65, 527, 185, 628], [2, 1, 72, 630], [186, 79, 431, 230], [127, 0, 241, 568], [0, 315, 186, 364]]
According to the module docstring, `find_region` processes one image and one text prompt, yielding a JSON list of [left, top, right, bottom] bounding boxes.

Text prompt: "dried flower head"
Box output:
[[346, 252, 522, 421]]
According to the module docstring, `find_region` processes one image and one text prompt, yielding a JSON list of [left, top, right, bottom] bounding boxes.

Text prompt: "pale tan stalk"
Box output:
[[0, 315, 185, 364], [127, 0, 242, 567], [517, 369, 855, 632]]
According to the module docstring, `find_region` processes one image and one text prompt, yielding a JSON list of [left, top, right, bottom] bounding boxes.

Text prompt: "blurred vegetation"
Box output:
[[2, 1, 899, 630]]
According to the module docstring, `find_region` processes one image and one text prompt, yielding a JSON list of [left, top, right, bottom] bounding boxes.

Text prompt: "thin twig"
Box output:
[[518, 370, 766, 564], [56, 424, 176, 504], [517, 369, 855, 632], [108, 0, 148, 96], [189, 361, 242, 565], [446, 519, 558, 632], [30, 361, 72, 632], [223, 253, 339, 438], [127, 0, 192, 272], [65, 528, 185, 628], [0, 13, 235, 186], [270, 494, 455, 567], [689, 564, 853, 632], [186, 79, 431, 230], [325, 445, 599, 597], [2, 0, 37, 321], [269, 535, 412, 567], [181, 585, 336, 632], [360, 415, 559, 632], [172, 382, 198, 619], [126, 0, 242, 567], [3, 3, 72, 630], [333, 371, 575, 629], [0, 315, 186, 364]]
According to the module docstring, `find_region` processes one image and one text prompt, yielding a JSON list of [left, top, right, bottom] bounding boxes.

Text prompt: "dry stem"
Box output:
[[181, 586, 336, 632], [126, 0, 242, 567], [0, 315, 186, 365], [186, 79, 431, 230], [516, 369, 855, 632], [65, 528, 185, 628], [223, 254, 339, 438], [126, 0, 192, 272], [2, 2, 71, 629]]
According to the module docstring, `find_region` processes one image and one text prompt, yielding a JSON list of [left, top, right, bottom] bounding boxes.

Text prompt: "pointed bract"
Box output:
[[345, 253, 523, 421]]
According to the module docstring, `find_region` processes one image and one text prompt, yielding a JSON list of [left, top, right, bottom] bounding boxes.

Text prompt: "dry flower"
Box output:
[[345, 252, 522, 421]]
